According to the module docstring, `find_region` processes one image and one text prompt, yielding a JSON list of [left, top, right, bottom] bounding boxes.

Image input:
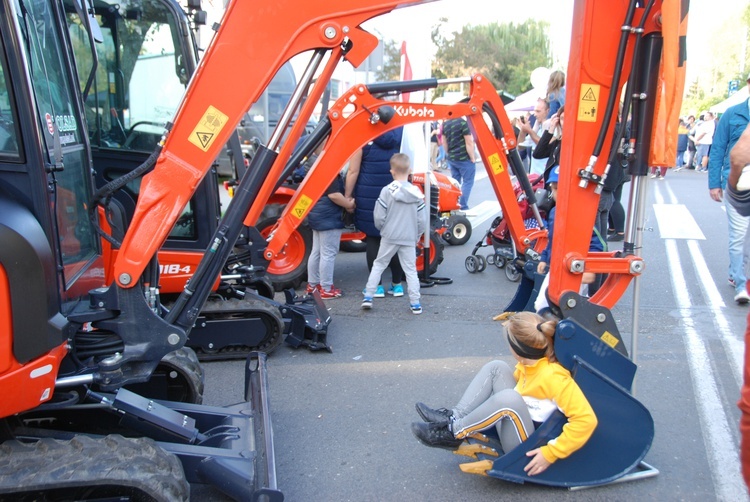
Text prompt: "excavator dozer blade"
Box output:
[[156, 352, 281, 501]]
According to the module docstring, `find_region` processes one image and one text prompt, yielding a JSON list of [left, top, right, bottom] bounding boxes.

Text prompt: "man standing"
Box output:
[[442, 117, 477, 210], [518, 99, 551, 176], [708, 74, 750, 304]]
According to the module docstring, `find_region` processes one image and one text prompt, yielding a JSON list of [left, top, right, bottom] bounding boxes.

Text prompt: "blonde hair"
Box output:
[[504, 311, 558, 362], [390, 153, 411, 175], [546, 71, 565, 100]]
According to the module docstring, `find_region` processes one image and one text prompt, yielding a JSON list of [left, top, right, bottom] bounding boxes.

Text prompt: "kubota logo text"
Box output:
[[393, 105, 435, 118]]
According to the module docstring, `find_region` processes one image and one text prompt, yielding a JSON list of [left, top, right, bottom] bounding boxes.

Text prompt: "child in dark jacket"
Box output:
[[361, 153, 426, 314], [306, 173, 355, 299]]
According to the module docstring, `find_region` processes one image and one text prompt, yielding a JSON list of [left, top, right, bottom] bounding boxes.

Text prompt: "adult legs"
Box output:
[[318, 228, 343, 289], [448, 160, 463, 186], [450, 360, 535, 452], [609, 182, 626, 234], [457, 160, 476, 210], [726, 198, 750, 297]]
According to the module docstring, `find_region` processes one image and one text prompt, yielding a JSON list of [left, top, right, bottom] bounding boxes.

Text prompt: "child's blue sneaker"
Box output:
[[361, 297, 373, 310], [362, 285, 386, 298], [388, 283, 404, 297], [410, 303, 422, 315]]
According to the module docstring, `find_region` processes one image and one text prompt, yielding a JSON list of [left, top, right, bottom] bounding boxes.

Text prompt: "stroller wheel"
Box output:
[[465, 255, 479, 273], [494, 254, 506, 269], [476, 254, 487, 272], [505, 263, 522, 282], [486, 254, 495, 265]]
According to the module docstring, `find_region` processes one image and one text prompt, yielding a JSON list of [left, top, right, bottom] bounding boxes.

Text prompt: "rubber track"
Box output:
[[0, 435, 189, 501], [156, 347, 205, 404], [195, 296, 284, 360]]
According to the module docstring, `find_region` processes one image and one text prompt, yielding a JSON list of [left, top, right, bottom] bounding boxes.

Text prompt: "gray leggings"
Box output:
[[451, 360, 535, 454]]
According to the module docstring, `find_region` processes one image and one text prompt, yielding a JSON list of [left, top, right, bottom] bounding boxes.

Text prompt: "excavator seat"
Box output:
[[457, 318, 656, 488]]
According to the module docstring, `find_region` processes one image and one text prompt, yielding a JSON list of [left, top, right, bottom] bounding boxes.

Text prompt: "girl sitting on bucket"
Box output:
[[411, 311, 597, 476]]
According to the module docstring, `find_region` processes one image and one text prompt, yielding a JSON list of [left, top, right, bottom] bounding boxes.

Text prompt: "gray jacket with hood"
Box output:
[[374, 180, 426, 246]]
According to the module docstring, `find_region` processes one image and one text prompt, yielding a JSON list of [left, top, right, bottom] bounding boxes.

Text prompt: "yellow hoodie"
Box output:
[[514, 358, 598, 463]]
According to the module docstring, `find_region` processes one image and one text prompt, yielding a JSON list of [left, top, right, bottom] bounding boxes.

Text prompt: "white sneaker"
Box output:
[[735, 290, 750, 305]]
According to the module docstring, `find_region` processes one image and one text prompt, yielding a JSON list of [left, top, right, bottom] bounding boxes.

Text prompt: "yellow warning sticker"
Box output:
[[488, 153, 504, 175], [600, 331, 619, 349], [578, 84, 600, 123], [188, 105, 228, 152], [292, 195, 314, 220]]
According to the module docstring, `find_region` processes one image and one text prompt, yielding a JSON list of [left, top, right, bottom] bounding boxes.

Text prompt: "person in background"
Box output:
[[346, 128, 406, 298], [518, 99, 551, 176], [532, 106, 564, 182], [305, 170, 355, 299], [687, 115, 698, 169], [674, 118, 689, 171], [442, 116, 477, 210], [546, 70, 566, 118], [696, 111, 716, 172], [708, 77, 750, 305], [723, 121, 750, 491], [361, 154, 425, 315], [429, 121, 441, 171]]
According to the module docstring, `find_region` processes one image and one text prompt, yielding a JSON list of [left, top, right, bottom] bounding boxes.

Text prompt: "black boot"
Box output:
[[415, 402, 453, 424], [411, 421, 462, 450]]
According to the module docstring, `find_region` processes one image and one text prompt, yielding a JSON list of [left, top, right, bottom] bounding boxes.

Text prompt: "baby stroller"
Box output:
[[465, 173, 548, 281]]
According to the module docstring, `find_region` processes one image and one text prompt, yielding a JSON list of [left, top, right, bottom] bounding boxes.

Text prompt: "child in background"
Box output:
[[546, 70, 566, 118], [411, 311, 597, 476], [361, 153, 426, 314], [305, 169, 355, 299]]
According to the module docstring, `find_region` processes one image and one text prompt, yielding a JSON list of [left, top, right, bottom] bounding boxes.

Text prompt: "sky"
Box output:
[[361, 0, 745, 86]]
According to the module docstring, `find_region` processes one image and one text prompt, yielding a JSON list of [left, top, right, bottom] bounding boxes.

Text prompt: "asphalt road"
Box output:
[[196, 167, 748, 501]]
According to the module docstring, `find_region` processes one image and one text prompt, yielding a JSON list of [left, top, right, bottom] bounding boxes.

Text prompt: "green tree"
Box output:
[[431, 19, 553, 97], [375, 39, 401, 82]]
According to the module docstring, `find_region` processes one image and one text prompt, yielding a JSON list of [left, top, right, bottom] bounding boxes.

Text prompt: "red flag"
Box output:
[[400, 41, 413, 102]]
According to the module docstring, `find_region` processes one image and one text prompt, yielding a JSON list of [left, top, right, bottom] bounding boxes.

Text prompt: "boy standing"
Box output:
[[362, 153, 426, 314]]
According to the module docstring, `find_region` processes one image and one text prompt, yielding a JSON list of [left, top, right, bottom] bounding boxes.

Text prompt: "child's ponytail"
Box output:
[[537, 319, 559, 363]]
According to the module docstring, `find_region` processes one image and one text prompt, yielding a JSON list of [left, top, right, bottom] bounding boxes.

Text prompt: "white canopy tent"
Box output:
[[710, 90, 749, 115], [505, 87, 546, 112]]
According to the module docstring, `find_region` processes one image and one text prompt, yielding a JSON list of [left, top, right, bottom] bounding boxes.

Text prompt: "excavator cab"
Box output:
[[64, 0, 331, 355]]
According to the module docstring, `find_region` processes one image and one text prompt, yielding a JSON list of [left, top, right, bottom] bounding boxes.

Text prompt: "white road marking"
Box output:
[[464, 200, 500, 230], [687, 240, 744, 386], [666, 239, 748, 502], [652, 204, 706, 240]]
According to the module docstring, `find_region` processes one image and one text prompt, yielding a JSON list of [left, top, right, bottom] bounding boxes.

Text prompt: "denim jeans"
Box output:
[[725, 198, 750, 295], [448, 159, 476, 210]]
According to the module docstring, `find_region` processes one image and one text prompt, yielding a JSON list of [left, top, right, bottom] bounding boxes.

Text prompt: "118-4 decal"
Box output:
[[160, 264, 192, 275]]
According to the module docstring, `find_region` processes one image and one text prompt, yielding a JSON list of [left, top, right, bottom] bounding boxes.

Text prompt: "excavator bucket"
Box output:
[[459, 311, 655, 487]]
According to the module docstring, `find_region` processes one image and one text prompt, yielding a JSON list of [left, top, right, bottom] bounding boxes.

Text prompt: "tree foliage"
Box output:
[[431, 19, 553, 97], [375, 39, 401, 82], [682, 3, 750, 115]]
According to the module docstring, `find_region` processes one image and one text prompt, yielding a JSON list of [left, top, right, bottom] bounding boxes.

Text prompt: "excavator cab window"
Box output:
[[0, 47, 20, 158], [66, 0, 187, 152], [19, 0, 98, 285]]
